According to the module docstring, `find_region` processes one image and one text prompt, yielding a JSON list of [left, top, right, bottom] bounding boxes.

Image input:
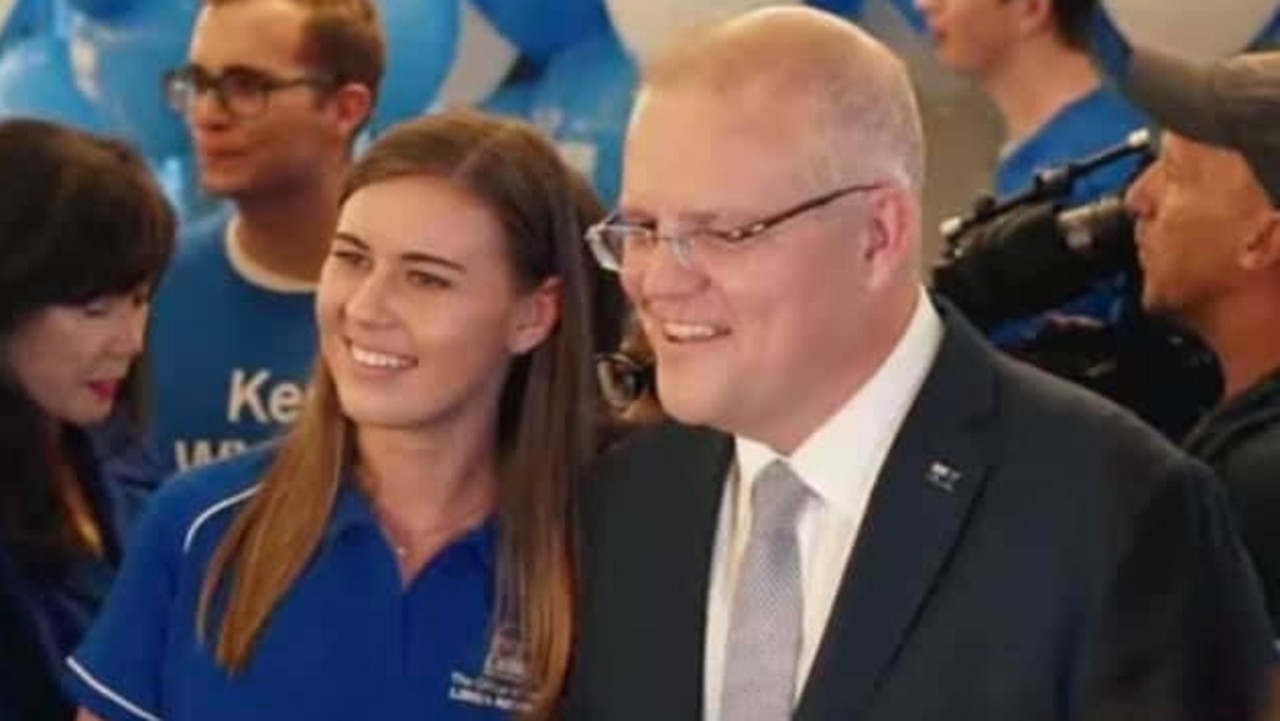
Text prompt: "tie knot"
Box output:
[[751, 460, 809, 535]]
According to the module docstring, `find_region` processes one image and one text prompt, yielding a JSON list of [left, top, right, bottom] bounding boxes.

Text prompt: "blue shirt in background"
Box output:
[[147, 212, 318, 474], [67, 445, 521, 721], [995, 85, 1148, 203], [988, 85, 1148, 348]]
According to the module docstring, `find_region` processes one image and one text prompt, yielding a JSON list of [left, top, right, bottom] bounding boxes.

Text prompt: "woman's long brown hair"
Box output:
[[196, 110, 602, 719]]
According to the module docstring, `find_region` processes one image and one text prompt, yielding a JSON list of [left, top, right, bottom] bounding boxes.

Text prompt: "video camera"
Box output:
[[931, 129, 1151, 332], [929, 129, 1221, 439]]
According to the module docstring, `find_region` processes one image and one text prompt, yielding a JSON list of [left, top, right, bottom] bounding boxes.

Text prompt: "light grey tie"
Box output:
[[720, 459, 809, 721]]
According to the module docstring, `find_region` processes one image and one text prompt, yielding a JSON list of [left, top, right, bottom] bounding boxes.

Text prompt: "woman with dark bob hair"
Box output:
[[70, 109, 604, 721], [0, 118, 176, 720]]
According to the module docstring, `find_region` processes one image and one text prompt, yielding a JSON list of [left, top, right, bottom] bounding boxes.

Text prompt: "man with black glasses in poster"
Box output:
[[147, 0, 384, 473]]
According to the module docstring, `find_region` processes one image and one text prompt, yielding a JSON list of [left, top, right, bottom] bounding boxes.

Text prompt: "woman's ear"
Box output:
[[508, 277, 563, 354]]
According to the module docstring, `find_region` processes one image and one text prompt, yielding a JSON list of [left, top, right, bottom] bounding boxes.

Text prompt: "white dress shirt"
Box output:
[[702, 288, 944, 721]]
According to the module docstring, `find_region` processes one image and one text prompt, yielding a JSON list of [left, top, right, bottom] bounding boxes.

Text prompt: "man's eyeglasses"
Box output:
[[163, 64, 333, 120], [584, 182, 883, 272]]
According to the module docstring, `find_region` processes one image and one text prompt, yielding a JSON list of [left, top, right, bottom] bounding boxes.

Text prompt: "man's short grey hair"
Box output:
[[640, 7, 926, 195]]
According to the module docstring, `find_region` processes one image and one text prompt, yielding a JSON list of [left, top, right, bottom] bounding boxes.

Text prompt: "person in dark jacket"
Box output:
[[1182, 370, 1280, 631], [0, 118, 175, 720], [567, 8, 1277, 721], [1118, 42, 1280, 632]]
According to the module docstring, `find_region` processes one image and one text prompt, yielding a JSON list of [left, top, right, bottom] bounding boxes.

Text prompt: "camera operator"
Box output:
[[918, 0, 1150, 353], [932, 131, 1222, 440], [914, 0, 1230, 442], [1119, 44, 1280, 632]]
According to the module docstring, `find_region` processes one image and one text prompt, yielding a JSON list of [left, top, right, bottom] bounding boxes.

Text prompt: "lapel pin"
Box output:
[[926, 461, 962, 492]]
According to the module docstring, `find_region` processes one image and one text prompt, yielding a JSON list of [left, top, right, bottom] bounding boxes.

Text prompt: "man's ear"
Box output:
[[1014, 0, 1056, 39], [1240, 213, 1280, 271], [861, 186, 918, 290], [328, 82, 375, 141], [509, 277, 563, 355]]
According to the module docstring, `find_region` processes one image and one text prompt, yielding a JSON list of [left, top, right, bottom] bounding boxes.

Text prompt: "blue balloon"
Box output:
[[68, 7, 196, 158], [472, 0, 609, 63], [530, 33, 636, 205], [371, 0, 459, 132], [807, 0, 866, 16], [63, 0, 136, 21], [1, 0, 51, 49], [1249, 6, 1280, 49], [886, 0, 927, 33], [808, 0, 920, 31], [479, 79, 536, 119], [0, 33, 104, 130], [61, 0, 200, 28]]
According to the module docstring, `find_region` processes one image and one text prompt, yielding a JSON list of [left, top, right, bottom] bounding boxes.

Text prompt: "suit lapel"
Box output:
[[796, 306, 1000, 720], [646, 425, 734, 718]]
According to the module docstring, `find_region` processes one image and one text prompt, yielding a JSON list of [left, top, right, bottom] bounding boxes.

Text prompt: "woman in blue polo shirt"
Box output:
[[69, 110, 604, 721], [0, 119, 175, 720]]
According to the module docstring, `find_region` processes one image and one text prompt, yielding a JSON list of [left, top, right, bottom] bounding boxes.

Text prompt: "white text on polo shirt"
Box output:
[[449, 671, 532, 713], [168, 369, 307, 471], [174, 439, 248, 472], [449, 632, 532, 713], [227, 369, 304, 425]]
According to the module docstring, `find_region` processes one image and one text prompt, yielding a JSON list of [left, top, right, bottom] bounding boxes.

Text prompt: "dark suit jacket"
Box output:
[[566, 306, 1276, 721]]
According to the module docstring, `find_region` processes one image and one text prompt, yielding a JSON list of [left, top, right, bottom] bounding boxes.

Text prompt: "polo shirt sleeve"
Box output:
[[65, 479, 186, 721]]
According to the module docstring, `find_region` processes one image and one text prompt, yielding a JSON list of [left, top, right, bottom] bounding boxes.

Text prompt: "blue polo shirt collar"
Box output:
[[324, 474, 498, 573]]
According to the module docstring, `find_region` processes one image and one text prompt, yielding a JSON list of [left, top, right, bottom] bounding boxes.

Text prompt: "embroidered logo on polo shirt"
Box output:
[[449, 628, 534, 712]]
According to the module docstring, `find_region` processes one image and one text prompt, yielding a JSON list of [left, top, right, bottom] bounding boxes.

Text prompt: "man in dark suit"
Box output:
[[567, 6, 1276, 720]]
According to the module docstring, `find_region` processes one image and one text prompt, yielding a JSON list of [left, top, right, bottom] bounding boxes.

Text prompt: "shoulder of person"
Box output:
[[1216, 419, 1280, 498], [148, 212, 236, 343], [137, 443, 274, 553], [580, 421, 729, 520], [588, 421, 724, 477], [167, 211, 233, 272], [936, 305, 1182, 474], [87, 413, 162, 482], [1082, 84, 1148, 123], [996, 350, 1225, 523]]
